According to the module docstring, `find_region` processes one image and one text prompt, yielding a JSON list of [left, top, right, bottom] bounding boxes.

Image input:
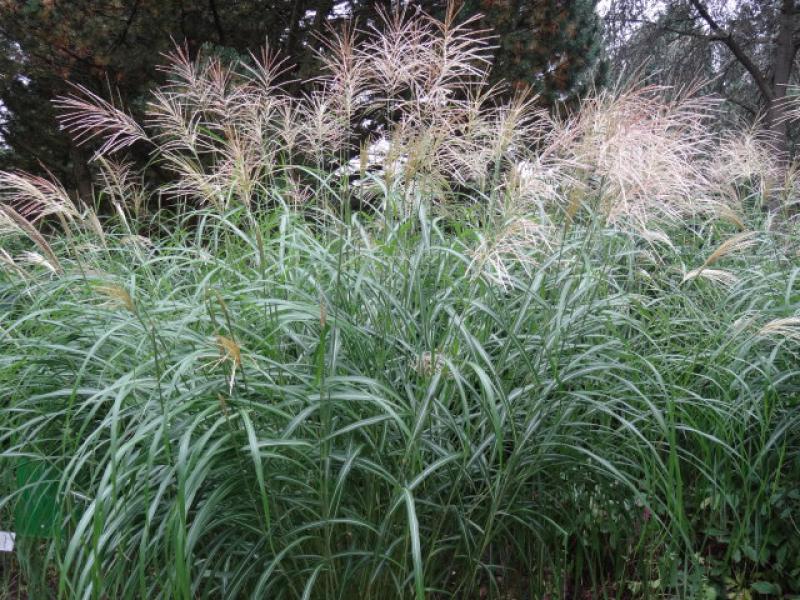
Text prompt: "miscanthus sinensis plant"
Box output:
[[1, 5, 800, 600]]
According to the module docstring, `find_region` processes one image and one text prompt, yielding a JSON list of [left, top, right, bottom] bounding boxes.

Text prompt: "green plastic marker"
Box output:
[[15, 459, 58, 538]]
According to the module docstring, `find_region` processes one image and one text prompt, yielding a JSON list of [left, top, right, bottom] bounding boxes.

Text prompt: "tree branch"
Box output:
[[110, 0, 141, 53], [688, 0, 773, 100], [209, 0, 226, 45], [659, 23, 716, 39], [722, 93, 757, 116]]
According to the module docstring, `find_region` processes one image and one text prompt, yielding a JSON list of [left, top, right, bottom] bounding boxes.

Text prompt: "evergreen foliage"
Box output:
[[473, 0, 607, 102]]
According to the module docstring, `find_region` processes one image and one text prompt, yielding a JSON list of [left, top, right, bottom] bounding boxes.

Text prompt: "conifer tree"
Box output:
[[467, 0, 607, 104]]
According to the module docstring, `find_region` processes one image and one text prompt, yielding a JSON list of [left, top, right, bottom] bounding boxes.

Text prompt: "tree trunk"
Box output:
[[69, 145, 93, 204], [688, 0, 797, 164], [764, 0, 797, 161]]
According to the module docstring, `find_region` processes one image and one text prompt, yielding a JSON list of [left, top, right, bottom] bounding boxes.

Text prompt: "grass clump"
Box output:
[[2, 206, 800, 598], [1, 5, 800, 599]]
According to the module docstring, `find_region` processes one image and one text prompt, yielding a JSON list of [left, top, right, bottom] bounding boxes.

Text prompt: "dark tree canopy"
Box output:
[[0, 0, 331, 186]]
